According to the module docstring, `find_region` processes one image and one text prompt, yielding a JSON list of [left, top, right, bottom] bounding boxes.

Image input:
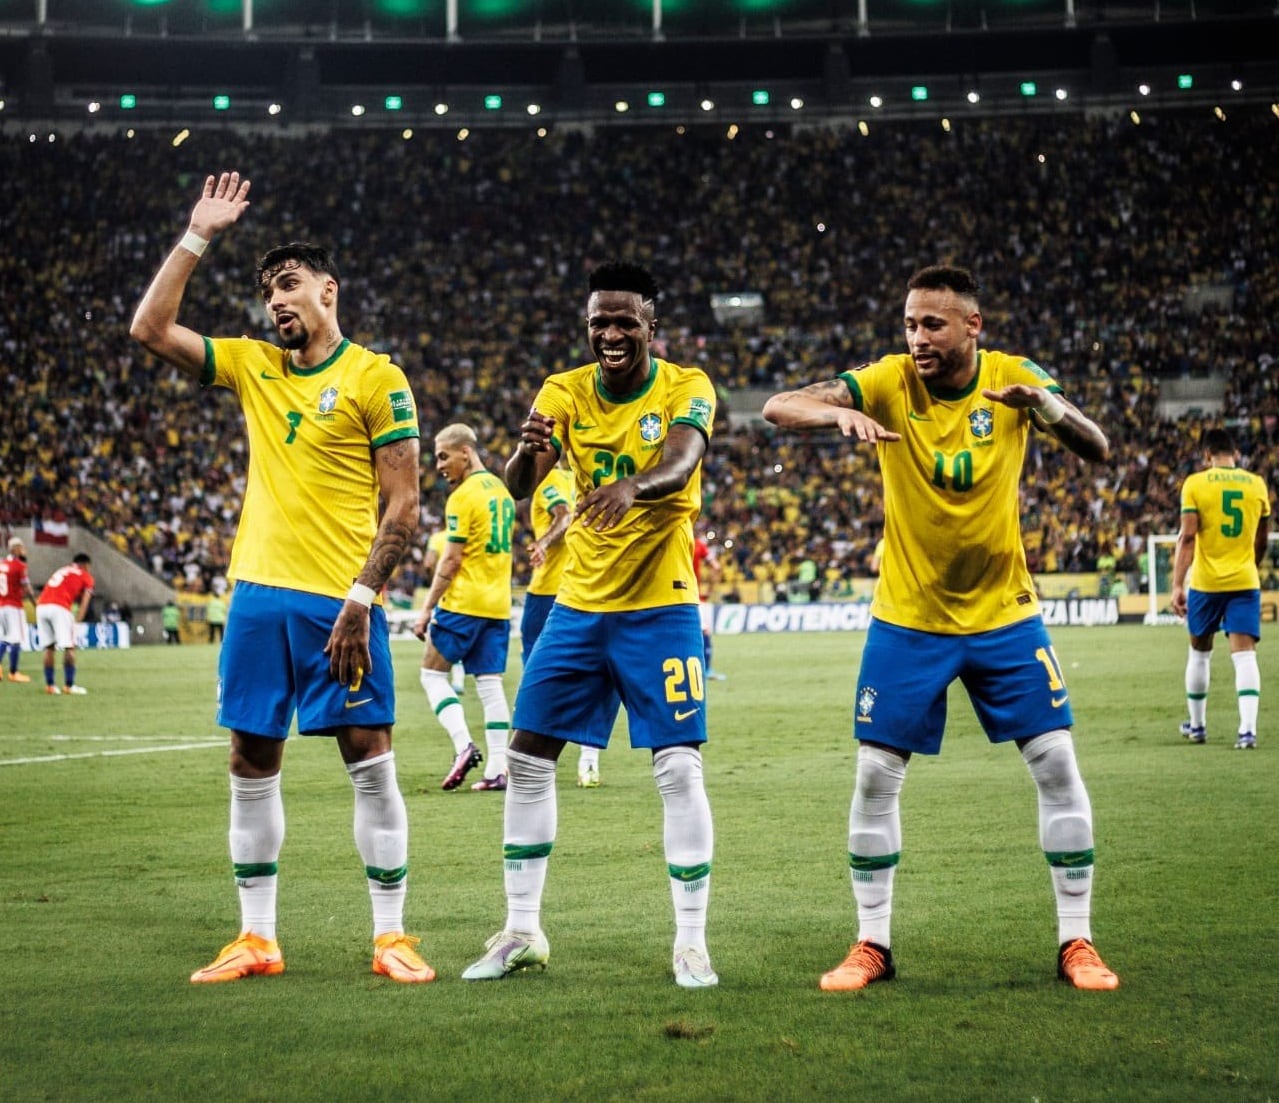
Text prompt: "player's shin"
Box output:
[[654, 746, 714, 953], [229, 772, 285, 941], [849, 743, 907, 947], [348, 751, 409, 937], [503, 748, 557, 935]]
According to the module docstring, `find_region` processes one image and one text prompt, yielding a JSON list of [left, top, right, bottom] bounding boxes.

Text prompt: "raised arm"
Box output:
[[762, 378, 900, 442], [324, 436, 420, 685], [982, 384, 1110, 464], [129, 171, 252, 379], [505, 408, 559, 500]]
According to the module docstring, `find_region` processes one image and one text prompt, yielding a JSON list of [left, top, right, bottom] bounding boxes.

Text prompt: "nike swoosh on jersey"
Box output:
[[907, 410, 932, 422], [345, 697, 374, 709], [674, 708, 698, 721], [260, 370, 283, 381], [572, 420, 595, 430]]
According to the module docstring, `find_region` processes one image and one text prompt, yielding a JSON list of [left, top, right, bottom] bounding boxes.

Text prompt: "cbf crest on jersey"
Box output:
[[318, 386, 339, 414], [639, 412, 663, 442], [968, 408, 994, 439]]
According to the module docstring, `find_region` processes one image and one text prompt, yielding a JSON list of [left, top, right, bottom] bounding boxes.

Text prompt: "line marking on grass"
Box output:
[[0, 740, 225, 767]]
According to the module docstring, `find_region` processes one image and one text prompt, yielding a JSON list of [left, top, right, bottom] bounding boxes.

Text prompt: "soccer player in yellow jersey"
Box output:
[[423, 528, 466, 695], [1171, 428, 1272, 750], [414, 424, 515, 791], [462, 261, 719, 988], [521, 457, 607, 787], [130, 171, 434, 985], [763, 265, 1120, 992]]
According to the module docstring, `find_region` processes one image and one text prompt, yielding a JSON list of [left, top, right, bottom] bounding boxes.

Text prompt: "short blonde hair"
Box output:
[[434, 423, 478, 449]]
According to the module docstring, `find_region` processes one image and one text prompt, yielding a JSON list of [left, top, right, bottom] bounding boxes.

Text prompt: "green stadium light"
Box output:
[[212, 95, 231, 111], [119, 94, 137, 110], [647, 91, 666, 108], [751, 89, 771, 106], [483, 94, 503, 110], [384, 95, 403, 111], [1177, 74, 1194, 90], [910, 86, 929, 102], [1020, 81, 1037, 97]]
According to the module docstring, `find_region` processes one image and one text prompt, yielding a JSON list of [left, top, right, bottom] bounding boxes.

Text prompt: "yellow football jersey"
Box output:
[[203, 337, 419, 600], [440, 470, 514, 620], [842, 350, 1058, 634], [527, 465, 575, 597], [1181, 465, 1271, 592], [534, 357, 715, 612]]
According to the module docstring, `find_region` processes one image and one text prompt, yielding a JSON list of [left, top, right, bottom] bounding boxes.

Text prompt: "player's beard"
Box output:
[[277, 319, 309, 350]]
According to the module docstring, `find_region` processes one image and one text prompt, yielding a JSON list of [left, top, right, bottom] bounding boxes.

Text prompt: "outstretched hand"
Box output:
[[981, 383, 1048, 411], [189, 171, 252, 239]]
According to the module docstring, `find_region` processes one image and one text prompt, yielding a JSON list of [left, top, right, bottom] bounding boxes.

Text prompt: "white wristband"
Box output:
[[1034, 393, 1067, 425], [346, 582, 377, 608], [179, 230, 209, 257]]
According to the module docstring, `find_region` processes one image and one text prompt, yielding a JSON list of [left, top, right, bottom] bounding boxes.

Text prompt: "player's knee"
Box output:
[[855, 743, 908, 801], [653, 745, 703, 797], [1021, 729, 1083, 796]]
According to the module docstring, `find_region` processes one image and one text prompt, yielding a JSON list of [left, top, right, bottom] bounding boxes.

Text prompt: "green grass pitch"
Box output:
[[1, 626, 1275, 1103]]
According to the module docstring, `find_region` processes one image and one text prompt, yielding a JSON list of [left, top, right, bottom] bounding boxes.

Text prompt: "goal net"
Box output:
[[1144, 532, 1279, 625]]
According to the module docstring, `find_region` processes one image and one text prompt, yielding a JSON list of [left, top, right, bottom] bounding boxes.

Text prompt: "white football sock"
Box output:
[[1022, 730, 1095, 944], [1232, 649, 1260, 734], [347, 751, 409, 938], [503, 749, 557, 935], [475, 674, 510, 779], [1185, 646, 1211, 729], [849, 743, 907, 948], [654, 746, 714, 953], [229, 772, 285, 941], [421, 667, 473, 754]]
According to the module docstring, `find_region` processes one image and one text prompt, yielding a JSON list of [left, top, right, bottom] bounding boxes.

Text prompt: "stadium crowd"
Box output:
[[2, 108, 1276, 598]]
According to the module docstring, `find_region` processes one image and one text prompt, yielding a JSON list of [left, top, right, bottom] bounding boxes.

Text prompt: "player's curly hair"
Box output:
[[907, 264, 981, 300], [256, 242, 341, 293], [588, 260, 660, 303]]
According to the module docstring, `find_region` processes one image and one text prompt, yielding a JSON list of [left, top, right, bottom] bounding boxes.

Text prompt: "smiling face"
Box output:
[[259, 259, 337, 352], [586, 289, 656, 393], [903, 286, 982, 389]]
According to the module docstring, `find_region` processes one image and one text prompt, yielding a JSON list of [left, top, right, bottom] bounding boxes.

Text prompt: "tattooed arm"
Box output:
[[982, 384, 1110, 463], [762, 379, 900, 442], [324, 436, 421, 684]]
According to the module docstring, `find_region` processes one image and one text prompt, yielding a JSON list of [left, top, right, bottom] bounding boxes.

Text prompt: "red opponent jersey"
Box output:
[[38, 562, 95, 610], [0, 555, 29, 609]]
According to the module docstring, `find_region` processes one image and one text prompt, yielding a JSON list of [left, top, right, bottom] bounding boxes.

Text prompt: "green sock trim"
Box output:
[[433, 697, 460, 716], [232, 862, 278, 880], [485, 721, 511, 731], [1045, 849, 1095, 868], [504, 842, 553, 861], [849, 852, 900, 872], [1186, 693, 1207, 701], [366, 864, 408, 886], [668, 861, 712, 882], [1238, 690, 1259, 697]]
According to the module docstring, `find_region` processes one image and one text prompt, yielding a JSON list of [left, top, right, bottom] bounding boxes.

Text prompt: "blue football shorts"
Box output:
[[520, 592, 556, 665], [428, 608, 510, 675], [1186, 588, 1261, 641], [513, 603, 704, 750], [853, 616, 1074, 755], [217, 581, 396, 738]]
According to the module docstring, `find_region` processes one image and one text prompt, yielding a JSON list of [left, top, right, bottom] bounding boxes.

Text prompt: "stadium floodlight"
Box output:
[[88, 101, 102, 114], [484, 95, 502, 110], [966, 91, 980, 104], [1020, 81, 1037, 97], [1054, 87, 1069, 101], [268, 103, 282, 116], [869, 95, 883, 108], [1130, 110, 1141, 125], [434, 102, 449, 115], [1177, 74, 1194, 90], [1231, 79, 1243, 92], [1138, 83, 1151, 96], [526, 103, 541, 115], [789, 97, 803, 110], [212, 95, 231, 111], [647, 91, 666, 107], [614, 100, 630, 113], [384, 95, 403, 111], [910, 86, 928, 102], [120, 94, 137, 109], [700, 99, 715, 111], [351, 104, 366, 116], [402, 128, 413, 139], [751, 89, 770, 106]]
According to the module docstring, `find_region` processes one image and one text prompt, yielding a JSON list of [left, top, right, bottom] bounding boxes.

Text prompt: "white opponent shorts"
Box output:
[[0, 605, 26, 646], [36, 604, 76, 650], [699, 600, 714, 633]]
